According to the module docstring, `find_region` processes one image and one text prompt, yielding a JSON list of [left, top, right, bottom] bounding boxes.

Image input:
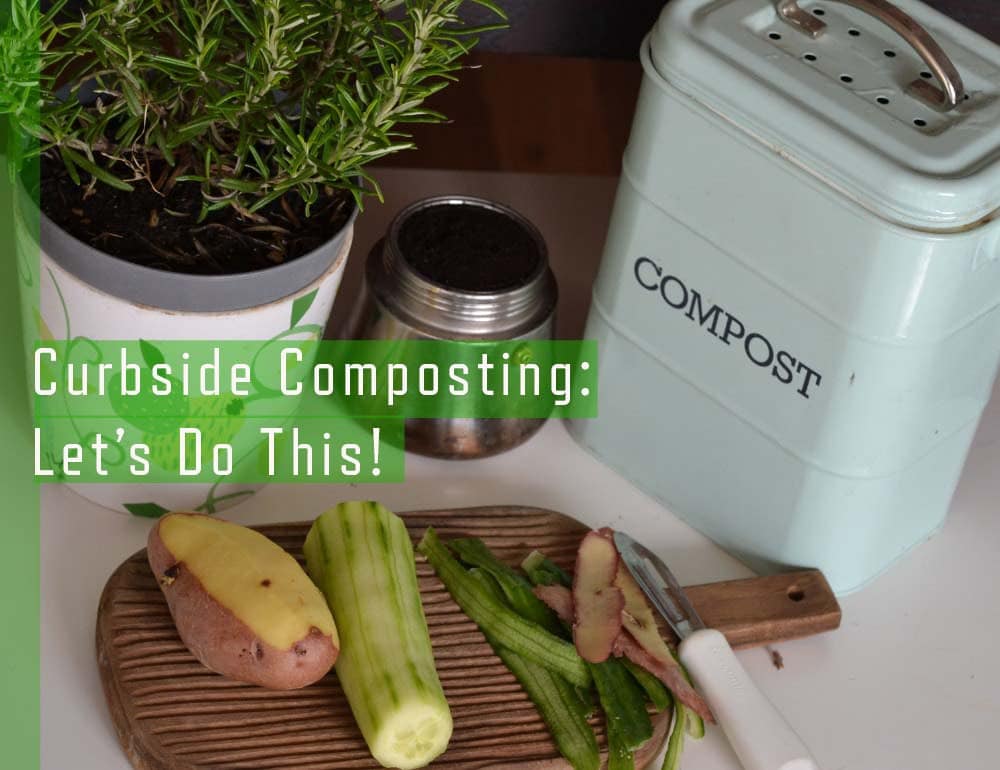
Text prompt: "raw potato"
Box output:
[[148, 512, 339, 689]]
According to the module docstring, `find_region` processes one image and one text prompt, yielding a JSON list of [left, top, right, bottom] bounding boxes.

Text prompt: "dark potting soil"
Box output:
[[39, 154, 354, 275], [397, 203, 543, 292]]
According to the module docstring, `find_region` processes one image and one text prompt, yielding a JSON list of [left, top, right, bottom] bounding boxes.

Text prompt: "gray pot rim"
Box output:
[[37, 200, 358, 313]]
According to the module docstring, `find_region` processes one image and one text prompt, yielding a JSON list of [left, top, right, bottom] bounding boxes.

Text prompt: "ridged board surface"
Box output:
[[97, 506, 671, 770]]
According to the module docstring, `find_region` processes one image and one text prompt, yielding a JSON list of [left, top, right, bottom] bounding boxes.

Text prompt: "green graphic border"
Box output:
[[0, 84, 40, 768]]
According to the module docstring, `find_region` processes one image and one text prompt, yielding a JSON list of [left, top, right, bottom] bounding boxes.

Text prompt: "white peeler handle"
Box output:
[[678, 629, 820, 770]]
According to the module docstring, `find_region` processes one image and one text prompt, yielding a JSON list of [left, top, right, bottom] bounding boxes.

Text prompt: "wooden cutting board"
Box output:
[[97, 506, 841, 770]]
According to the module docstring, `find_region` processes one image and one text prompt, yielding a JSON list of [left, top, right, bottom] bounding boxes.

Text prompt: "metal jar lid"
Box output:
[[366, 196, 558, 340]]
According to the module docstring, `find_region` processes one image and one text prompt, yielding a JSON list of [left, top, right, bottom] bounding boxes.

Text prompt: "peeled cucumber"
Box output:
[[305, 502, 452, 770]]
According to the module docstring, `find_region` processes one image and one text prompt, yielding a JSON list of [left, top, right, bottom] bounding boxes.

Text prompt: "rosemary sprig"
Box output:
[[1, 0, 505, 219]]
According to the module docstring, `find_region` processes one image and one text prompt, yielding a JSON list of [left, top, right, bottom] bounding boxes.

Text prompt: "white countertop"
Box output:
[[41, 169, 1000, 770]]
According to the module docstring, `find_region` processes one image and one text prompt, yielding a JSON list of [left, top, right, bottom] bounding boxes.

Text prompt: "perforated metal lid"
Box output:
[[649, 0, 1000, 229]]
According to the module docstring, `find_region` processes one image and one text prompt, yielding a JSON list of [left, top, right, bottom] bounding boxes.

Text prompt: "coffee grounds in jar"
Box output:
[[397, 202, 543, 292]]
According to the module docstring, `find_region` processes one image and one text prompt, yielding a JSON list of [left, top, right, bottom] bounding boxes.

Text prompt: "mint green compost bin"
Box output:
[[570, 0, 1000, 594]]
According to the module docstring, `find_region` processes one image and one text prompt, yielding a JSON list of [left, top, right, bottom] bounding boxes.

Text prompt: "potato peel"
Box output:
[[611, 630, 714, 723], [572, 530, 625, 663], [613, 554, 714, 722], [533, 584, 574, 625], [559, 528, 716, 723]]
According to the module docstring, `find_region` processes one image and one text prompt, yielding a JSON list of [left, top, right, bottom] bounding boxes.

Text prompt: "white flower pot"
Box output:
[[20, 197, 355, 516]]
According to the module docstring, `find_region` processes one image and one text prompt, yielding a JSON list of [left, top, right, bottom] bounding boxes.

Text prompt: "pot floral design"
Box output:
[[30, 251, 342, 514]]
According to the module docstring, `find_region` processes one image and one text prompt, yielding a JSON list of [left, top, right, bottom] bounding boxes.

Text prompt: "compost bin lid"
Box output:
[[648, 0, 1000, 230]]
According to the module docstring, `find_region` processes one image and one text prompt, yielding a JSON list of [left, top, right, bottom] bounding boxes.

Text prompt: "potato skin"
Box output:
[[148, 519, 337, 690]]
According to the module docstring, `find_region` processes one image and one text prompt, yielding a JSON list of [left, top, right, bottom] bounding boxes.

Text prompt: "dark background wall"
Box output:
[[468, 0, 997, 57]]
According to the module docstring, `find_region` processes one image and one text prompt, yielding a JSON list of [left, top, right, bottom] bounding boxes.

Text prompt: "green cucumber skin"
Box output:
[[671, 657, 705, 740], [623, 660, 673, 713], [605, 738, 634, 770], [661, 706, 687, 770], [589, 658, 653, 751], [685, 709, 705, 740], [467, 569, 599, 770], [305, 502, 450, 763], [526, 544, 700, 745], [521, 550, 659, 749], [521, 550, 572, 588], [672, 654, 704, 740], [417, 528, 591, 689], [496, 647, 600, 770], [451, 538, 564, 634]]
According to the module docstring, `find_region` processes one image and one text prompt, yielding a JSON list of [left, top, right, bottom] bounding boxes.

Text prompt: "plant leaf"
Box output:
[[122, 502, 170, 518], [60, 147, 133, 191], [33, 0, 508, 215], [139, 339, 165, 368], [290, 288, 318, 328]]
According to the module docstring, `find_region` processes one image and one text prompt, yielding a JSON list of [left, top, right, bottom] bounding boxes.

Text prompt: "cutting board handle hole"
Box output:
[[787, 586, 806, 602]]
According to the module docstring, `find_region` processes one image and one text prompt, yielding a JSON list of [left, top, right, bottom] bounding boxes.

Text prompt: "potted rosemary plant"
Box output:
[[3, 0, 502, 513]]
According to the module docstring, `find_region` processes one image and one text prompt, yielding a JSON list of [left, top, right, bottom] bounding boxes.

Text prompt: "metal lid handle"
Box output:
[[777, 0, 965, 110]]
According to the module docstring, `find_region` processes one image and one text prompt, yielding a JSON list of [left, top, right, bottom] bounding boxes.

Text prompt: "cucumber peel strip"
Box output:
[[622, 659, 672, 713], [521, 550, 572, 588], [496, 647, 600, 770], [451, 538, 564, 634], [521, 548, 656, 770], [589, 659, 653, 750], [661, 705, 687, 770], [606, 732, 634, 770], [671, 654, 705, 740], [685, 702, 705, 740], [468, 569, 599, 770], [418, 528, 591, 689]]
